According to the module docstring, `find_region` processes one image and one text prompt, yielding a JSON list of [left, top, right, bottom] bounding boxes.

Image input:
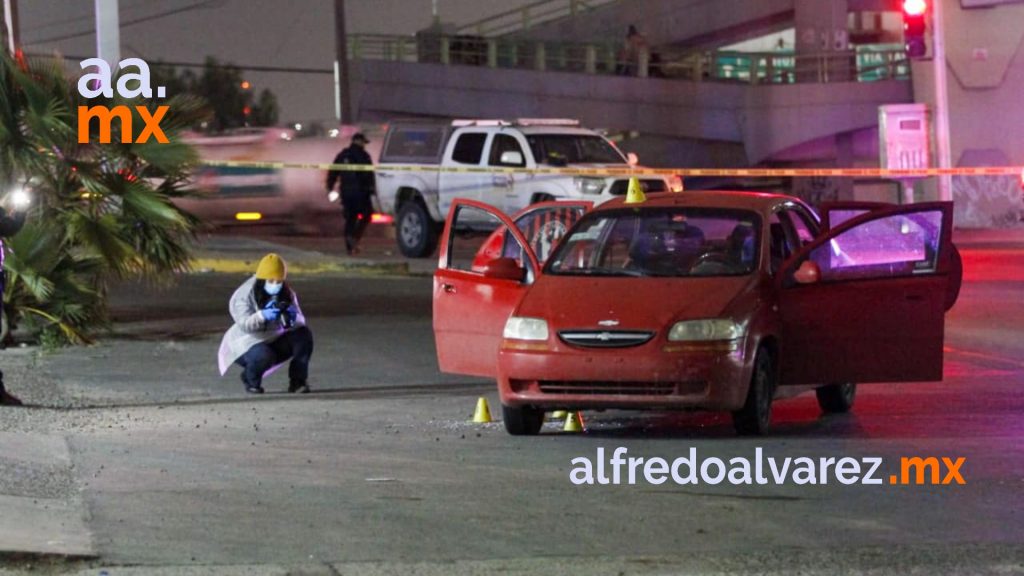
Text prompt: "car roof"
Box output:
[[594, 190, 805, 214]]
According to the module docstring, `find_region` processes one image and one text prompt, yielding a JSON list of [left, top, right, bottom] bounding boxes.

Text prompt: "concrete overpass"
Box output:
[[352, 58, 910, 165]]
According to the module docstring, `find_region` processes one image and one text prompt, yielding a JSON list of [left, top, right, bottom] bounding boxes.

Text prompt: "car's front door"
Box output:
[[433, 200, 541, 379], [778, 202, 954, 385]]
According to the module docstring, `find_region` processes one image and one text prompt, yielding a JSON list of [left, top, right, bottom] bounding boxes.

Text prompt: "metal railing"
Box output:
[[456, 0, 620, 37], [349, 34, 910, 85]]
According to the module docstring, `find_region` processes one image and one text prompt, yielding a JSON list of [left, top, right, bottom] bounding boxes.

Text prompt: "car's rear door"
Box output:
[[433, 200, 541, 378], [777, 202, 954, 385]]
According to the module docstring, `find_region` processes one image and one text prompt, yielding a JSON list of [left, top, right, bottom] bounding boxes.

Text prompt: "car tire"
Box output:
[[732, 349, 775, 436], [816, 382, 857, 414], [396, 200, 439, 258], [531, 193, 555, 204], [502, 404, 544, 436]]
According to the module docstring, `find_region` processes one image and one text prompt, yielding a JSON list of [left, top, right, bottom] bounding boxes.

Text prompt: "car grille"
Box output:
[[558, 330, 655, 348], [538, 381, 707, 396], [609, 179, 668, 195]]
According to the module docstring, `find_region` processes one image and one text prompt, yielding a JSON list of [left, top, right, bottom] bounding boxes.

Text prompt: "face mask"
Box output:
[[264, 281, 283, 296]]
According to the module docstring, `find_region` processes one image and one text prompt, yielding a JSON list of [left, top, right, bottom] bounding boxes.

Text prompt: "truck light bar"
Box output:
[[450, 119, 581, 128]]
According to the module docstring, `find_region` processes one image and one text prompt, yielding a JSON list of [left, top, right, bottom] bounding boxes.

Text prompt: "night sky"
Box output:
[[18, 0, 536, 126]]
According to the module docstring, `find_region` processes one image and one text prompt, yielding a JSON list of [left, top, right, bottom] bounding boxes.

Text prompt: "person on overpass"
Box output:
[[326, 132, 376, 255], [217, 253, 313, 394]]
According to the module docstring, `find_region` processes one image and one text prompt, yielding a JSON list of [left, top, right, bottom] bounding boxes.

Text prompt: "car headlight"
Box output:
[[574, 177, 606, 196], [667, 319, 743, 342], [503, 317, 549, 341]]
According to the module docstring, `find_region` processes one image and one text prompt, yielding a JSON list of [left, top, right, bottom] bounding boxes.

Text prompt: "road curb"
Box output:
[[190, 257, 412, 276]]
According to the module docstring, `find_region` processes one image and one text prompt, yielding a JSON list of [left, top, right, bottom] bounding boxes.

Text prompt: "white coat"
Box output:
[[217, 276, 307, 376]]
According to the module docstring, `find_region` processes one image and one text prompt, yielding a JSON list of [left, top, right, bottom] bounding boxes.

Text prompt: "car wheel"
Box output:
[[531, 193, 555, 204], [732, 349, 775, 436], [816, 382, 857, 414], [502, 404, 544, 436], [396, 200, 439, 258]]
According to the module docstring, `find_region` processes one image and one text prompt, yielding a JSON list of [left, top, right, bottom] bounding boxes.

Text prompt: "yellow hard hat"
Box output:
[[255, 253, 287, 281]]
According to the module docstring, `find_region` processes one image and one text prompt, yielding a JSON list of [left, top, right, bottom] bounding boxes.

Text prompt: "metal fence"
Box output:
[[349, 34, 911, 85]]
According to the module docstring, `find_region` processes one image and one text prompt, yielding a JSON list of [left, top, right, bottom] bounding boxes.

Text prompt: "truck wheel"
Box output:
[[816, 383, 856, 414], [531, 193, 555, 204], [396, 201, 439, 258], [502, 404, 544, 436], [732, 348, 775, 436]]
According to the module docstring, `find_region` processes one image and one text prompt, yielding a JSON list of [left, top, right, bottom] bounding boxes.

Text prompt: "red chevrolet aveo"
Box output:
[[433, 192, 960, 436]]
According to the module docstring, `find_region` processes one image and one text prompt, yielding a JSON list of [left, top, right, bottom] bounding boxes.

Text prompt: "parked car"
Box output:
[[375, 119, 676, 258], [433, 192, 962, 436]]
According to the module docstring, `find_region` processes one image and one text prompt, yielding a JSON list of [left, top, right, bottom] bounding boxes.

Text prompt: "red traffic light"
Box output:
[[903, 0, 927, 16]]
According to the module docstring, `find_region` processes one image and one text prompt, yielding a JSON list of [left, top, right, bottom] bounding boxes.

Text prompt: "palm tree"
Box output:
[[0, 50, 207, 346]]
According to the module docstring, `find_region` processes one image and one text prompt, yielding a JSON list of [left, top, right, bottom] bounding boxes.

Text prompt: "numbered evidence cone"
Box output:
[[472, 397, 492, 423], [624, 176, 647, 205], [563, 411, 584, 432], [550, 410, 568, 420]]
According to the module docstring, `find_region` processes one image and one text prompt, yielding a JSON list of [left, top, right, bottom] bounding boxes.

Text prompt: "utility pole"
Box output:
[[334, 0, 352, 124], [2, 0, 18, 53], [95, 0, 121, 69], [932, 0, 952, 202]]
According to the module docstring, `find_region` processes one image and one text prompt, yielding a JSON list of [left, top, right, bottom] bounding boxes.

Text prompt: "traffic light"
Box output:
[[903, 0, 928, 59]]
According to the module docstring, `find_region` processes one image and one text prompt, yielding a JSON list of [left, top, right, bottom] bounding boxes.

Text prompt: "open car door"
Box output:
[[778, 202, 955, 386], [434, 200, 588, 378]]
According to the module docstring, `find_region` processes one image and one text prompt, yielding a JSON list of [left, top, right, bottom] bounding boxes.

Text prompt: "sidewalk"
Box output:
[[192, 234, 436, 277]]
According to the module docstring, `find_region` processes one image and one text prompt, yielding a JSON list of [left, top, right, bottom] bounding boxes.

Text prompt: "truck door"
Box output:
[[437, 131, 490, 218], [487, 133, 530, 214]]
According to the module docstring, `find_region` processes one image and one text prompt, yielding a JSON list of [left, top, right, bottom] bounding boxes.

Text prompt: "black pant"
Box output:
[[235, 326, 314, 388], [341, 192, 372, 251]]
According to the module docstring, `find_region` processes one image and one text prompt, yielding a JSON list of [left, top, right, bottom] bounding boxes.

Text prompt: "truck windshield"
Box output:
[[525, 135, 625, 165]]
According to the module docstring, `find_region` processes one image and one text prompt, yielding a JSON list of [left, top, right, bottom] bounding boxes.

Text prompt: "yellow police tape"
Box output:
[[201, 159, 1024, 179]]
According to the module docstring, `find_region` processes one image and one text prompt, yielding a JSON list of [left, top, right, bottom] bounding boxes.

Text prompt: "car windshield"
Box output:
[[546, 208, 761, 278], [525, 135, 625, 165]]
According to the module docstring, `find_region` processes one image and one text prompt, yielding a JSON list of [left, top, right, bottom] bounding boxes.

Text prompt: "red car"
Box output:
[[433, 192, 961, 435]]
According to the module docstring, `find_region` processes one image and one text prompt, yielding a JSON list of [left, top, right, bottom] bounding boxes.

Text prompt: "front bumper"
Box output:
[[497, 339, 750, 412]]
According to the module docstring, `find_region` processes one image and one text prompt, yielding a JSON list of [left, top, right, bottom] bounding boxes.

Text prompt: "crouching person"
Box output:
[[218, 253, 313, 394]]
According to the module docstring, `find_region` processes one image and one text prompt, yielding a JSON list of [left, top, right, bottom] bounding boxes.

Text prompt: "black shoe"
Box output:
[[0, 390, 23, 406], [241, 373, 264, 394], [288, 380, 310, 394]]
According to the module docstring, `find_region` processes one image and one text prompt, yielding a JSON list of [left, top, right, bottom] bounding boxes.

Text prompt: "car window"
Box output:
[[768, 214, 794, 275], [525, 135, 624, 165], [489, 134, 525, 167], [547, 208, 760, 278], [449, 205, 529, 276], [807, 210, 943, 282], [781, 208, 817, 247], [451, 133, 488, 165], [503, 206, 585, 265]]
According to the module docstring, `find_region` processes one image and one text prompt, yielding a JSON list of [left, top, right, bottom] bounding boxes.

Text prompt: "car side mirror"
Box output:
[[794, 260, 821, 285], [483, 257, 526, 282], [627, 152, 639, 166], [500, 151, 524, 166]]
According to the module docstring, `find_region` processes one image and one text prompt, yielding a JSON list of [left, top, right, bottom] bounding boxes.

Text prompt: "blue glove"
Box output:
[[286, 304, 298, 322], [261, 307, 280, 322]]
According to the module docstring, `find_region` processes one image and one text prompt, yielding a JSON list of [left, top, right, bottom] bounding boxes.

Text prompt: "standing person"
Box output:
[[0, 195, 27, 406], [326, 132, 376, 255], [617, 25, 649, 76], [217, 253, 314, 394]]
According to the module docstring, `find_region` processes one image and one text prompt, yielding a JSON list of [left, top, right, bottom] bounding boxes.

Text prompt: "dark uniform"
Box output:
[[0, 206, 26, 406], [326, 133, 375, 255]]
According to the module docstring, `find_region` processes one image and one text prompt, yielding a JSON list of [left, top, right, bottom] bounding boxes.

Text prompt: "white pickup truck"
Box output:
[[375, 119, 676, 257]]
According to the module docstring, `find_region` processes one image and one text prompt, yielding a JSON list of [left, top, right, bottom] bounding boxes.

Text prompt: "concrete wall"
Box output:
[[911, 0, 1024, 227]]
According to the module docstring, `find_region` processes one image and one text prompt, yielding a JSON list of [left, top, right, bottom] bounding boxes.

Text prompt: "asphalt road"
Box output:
[[1, 232, 1023, 575]]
